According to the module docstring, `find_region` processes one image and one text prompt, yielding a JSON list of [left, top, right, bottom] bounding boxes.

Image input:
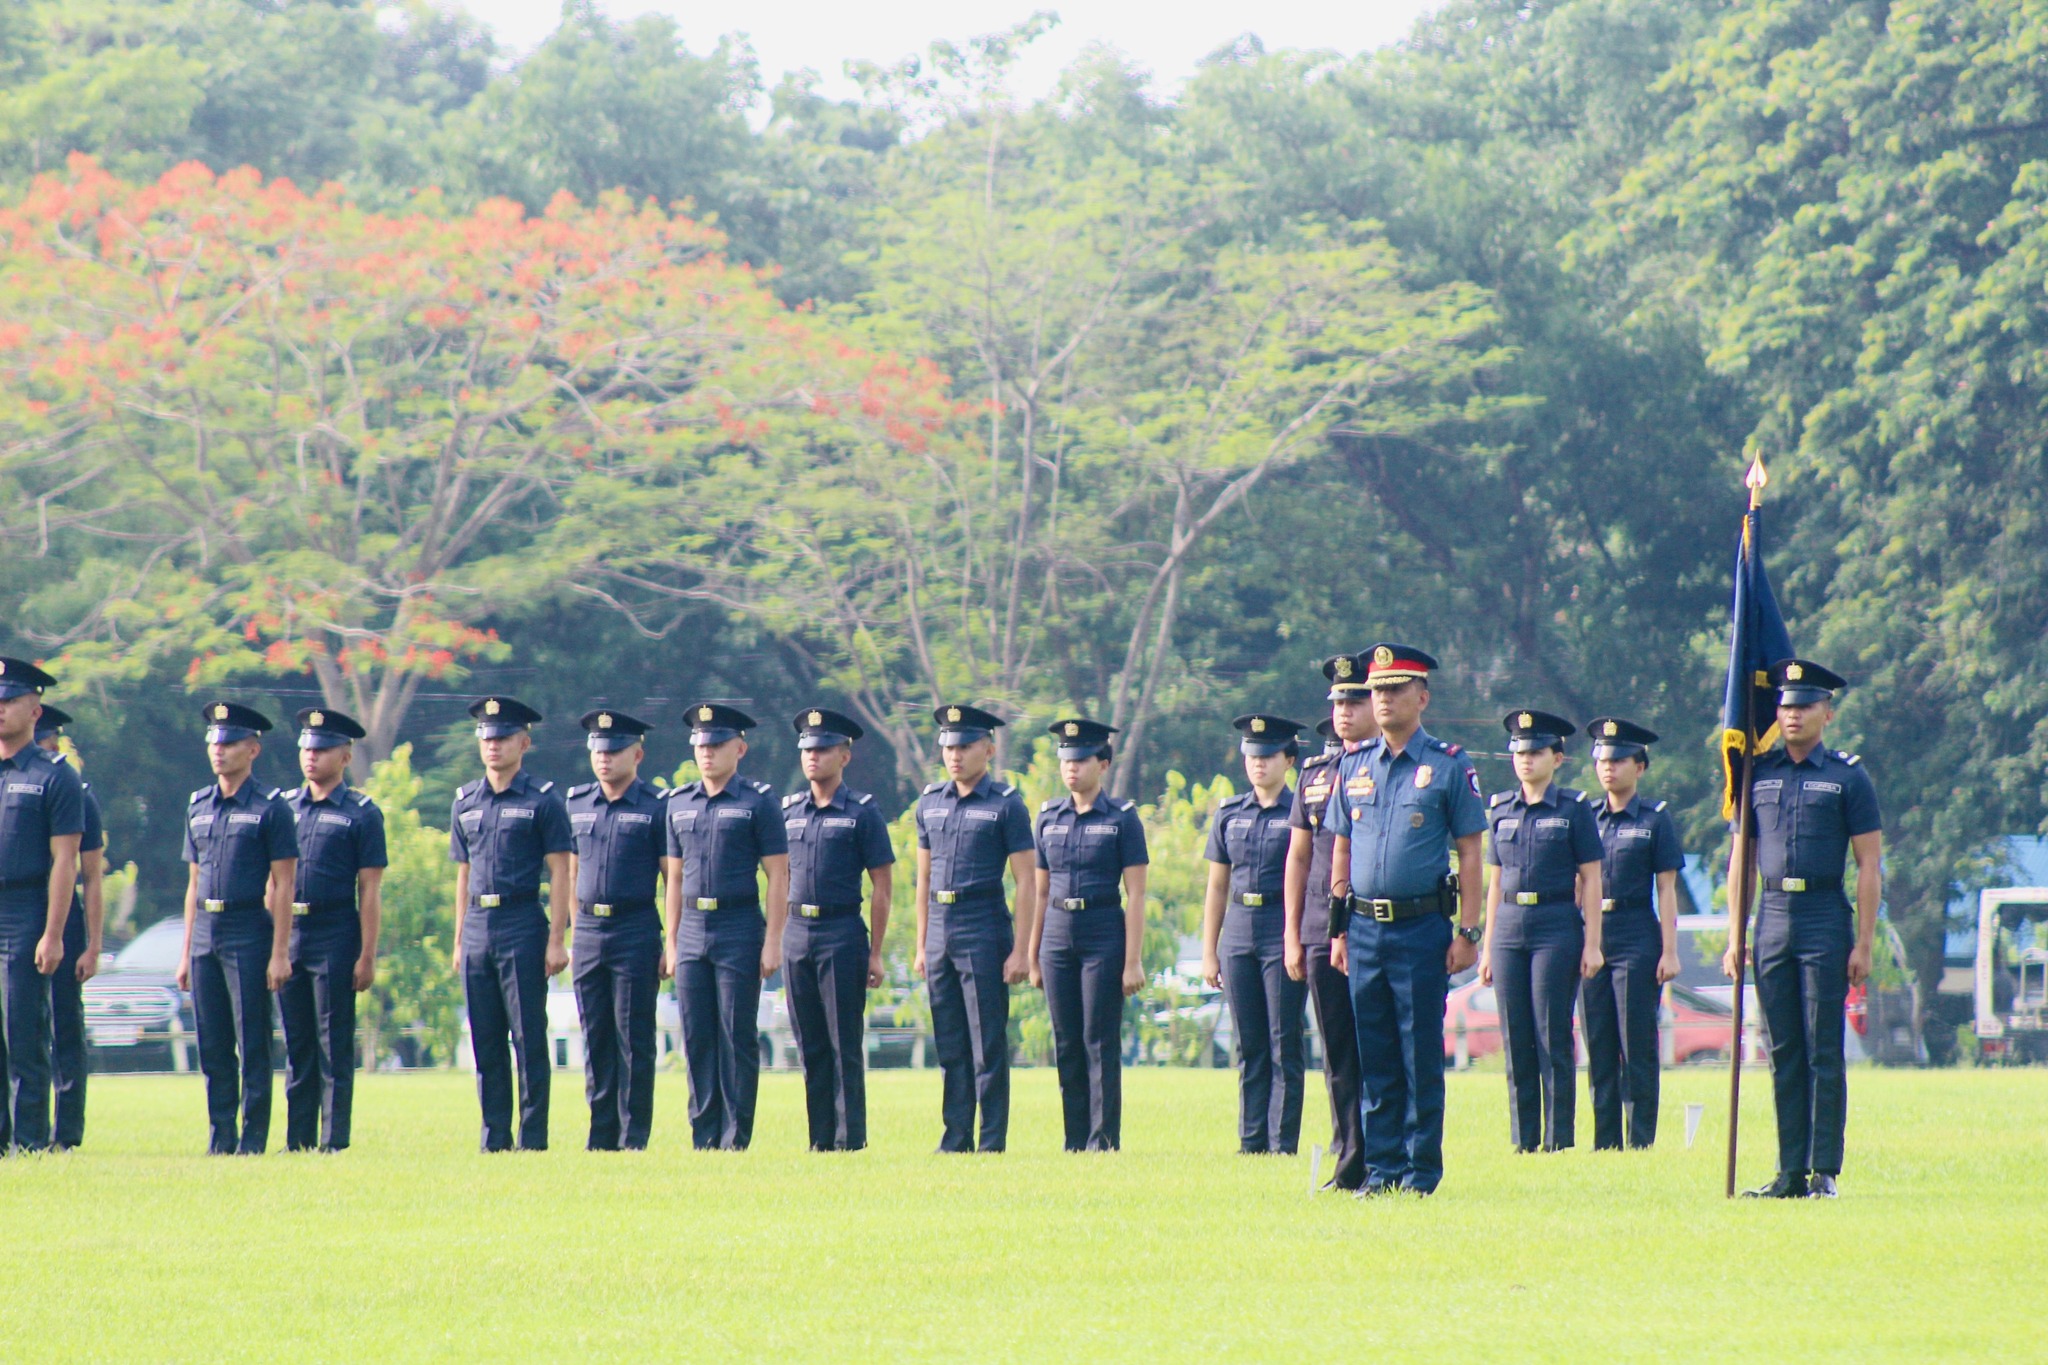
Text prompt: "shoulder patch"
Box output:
[[1837, 750, 1862, 766], [1489, 791, 1513, 808], [1653, 800, 1667, 812]]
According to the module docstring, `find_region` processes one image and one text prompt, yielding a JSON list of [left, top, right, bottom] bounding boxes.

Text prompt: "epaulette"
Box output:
[[282, 785, 303, 800], [1220, 791, 1249, 808], [1303, 751, 1338, 770], [1653, 800, 1667, 812], [1040, 798, 1056, 812], [457, 780, 481, 800], [1835, 750, 1861, 766], [923, 781, 944, 794], [995, 782, 1015, 796], [538, 781, 555, 794], [782, 791, 804, 808], [81, 780, 91, 792], [1572, 789, 1588, 803], [189, 787, 208, 804], [568, 782, 596, 798], [266, 787, 282, 800], [1428, 737, 1463, 757], [1488, 791, 1513, 808], [1118, 799, 1136, 813], [855, 791, 874, 805]]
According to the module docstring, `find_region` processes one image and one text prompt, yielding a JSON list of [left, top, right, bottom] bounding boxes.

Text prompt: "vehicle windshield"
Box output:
[[114, 919, 187, 974], [1670, 983, 1732, 1016]]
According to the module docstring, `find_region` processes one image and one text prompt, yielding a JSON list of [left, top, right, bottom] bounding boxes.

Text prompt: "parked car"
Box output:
[[81, 918, 196, 1073], [1444, 978, 1737, 1065]]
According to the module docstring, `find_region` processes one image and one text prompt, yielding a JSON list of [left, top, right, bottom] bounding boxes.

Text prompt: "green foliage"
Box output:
[[359, 743, 461, 1063]]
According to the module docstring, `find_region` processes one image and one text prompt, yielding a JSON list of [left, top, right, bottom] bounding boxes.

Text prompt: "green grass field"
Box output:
[[1, 1065, 2035, 1361]]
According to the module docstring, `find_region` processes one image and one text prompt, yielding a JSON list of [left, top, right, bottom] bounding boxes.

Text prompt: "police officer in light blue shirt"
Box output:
[[566, 709, 667, 1152], [1480, 710, 1604, 1153], [451, 696, 573, 1153], [781, 707, 895, 1152], [33, 705, 103, 1151], [1028, 718, 1147, 1152], [281, 707, 387, 1152], [179, 701, 297, 1155], [1728, 660, 1882, 1200], [1585, 717, 1684, 1151], [1322, 645, 1486, 1195], [914, 704, 1035, 1154], [1202, 714, 1308, 1155], [0, 659, 85, 1153], [663, 702, 788, 1151]]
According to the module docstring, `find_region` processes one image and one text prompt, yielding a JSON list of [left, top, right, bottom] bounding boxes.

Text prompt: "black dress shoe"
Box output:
[[1741, 1172, 1809, 1199], [1353, 1182, 1395, 1200], [1806, 1174, 1838, 1199]]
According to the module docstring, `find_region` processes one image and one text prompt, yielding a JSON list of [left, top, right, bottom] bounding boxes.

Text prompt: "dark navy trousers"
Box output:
[[462, 907, 550, 1152], [1346, 912, 1452, 1192], [676, 907, 765, 1151], [926, 901, 1012, 1152], [1754, 900, 1852, 1176], [281, 912, 360, 1152], [783, 914, 869, 1151], [50, 902, 86, 1148], [0, 896, 55, 1151], [1220, 906, 1306, 1154], [1493, 902, 1583, 1152], [573, 908, 661, 1151], [1306, 942, 1362, 1186], [1583, 908, 1661, 1150], [190, 909, 276, 1155], [1041, 906, 1124, 1151]]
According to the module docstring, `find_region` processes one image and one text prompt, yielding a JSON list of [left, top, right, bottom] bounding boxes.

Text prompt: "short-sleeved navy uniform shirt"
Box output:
[[1323, 729, 1487, 901], [0, 744, 85, 884], [449, 769, 574, 900], [782, 784, 894, 909], [184, 779, 298, 904], [915, 774, 1034, 897], [1594, 795, 1682, 909], [1485, 784, 1603, 902], [1747, 746, 1881, 910], [664, 776, 787, 904], [1289, 751, 1342, 941], [286, 781, 388, 904], [565, 777, 666, 906], [1206, 788, 1295, 903], [79, 782, 103, 857], [1035, 794, 1147, 906]]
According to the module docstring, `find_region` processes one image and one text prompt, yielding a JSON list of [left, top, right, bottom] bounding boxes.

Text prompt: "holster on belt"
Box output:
[[1439, 871, 1460, 917], [1328, 892, 1352, 937]]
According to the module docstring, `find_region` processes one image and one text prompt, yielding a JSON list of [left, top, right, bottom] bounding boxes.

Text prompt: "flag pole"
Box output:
[[1725, 458, 1767, 1198]]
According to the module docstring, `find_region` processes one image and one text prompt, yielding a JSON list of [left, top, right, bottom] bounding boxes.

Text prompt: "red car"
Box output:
[[1443, 978, 1736, 1065]]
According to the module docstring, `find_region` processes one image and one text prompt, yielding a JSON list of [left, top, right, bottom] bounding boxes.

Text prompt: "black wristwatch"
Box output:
[[1455, 924, 1482, 945]]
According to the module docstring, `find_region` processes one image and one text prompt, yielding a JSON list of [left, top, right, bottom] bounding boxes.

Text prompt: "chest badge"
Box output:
[[1414, 765, 1433, 789]]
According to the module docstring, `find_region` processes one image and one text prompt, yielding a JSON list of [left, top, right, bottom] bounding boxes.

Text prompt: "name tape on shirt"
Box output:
[[1534, 817, 1569, 829], [6, 782, 44, 795], [1618, 828, 1653, 840], [501, 807, 534, 820], [1084, 825, 1117, 836], [617, 812, 653, 825], [227, 813, 263, 826], [1803, 781, 1843, 794], [821, 817, 858, 829], [716, 806, 751, 819], [963, 809, 1000, 822], [316, 813, 351, 827]]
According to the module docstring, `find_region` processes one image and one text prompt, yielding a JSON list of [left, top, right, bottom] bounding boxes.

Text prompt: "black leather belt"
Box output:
[[473, 893, 541, 910], [1600, 895, 1654, 914], [1347, 894, 1442, 923], [583, 898, 656, 919], [201, 897, 267, 914], [791, 902, 861, 920], [690, 896, 760, 913], [1768, 876, 1843, 894], [1054, 896, 1119, 912], [1508, 890, 1575, 907], [289, 898, 356, 918], [1233, 893, 1278, 909], [933, 889, 1001, 905]]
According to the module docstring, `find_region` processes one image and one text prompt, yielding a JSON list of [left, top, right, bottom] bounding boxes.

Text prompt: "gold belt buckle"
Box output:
[[478, 894, 502, 908], [1782, 877, 1807, 892], [694, 897, 719, 911], [799, 904, 821, 919], [593, 903, 613, 918], [203, 899, 225, 914], [1600, 898, 1617, 914], [935, 891, 958, 905], [1515, 892, 1540, 906], [291, 902, 312, 917], [1369, 899, 1395, 923], [1242, 893, 1265, 907]]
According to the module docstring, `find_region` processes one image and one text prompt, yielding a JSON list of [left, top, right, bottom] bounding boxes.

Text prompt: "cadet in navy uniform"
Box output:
[[34, 706, 104, 1151], [1202, 715, 1309, 1154], [451, 696, 573, 1153], [0, 659, 84, 1153], [281, 708, 386, 1152], [1027, 718, 1147, 1152], [1480, 711, 1604, 1153], [1285, 658, 1379, 1187], [1584, 717, 1683, 1150], [1726, 660, 1882, 1200], [662, 702, 788, 1151], [565, 709, 667, 1151], [1322, 645, 1486, 1195], [913, 704, 1035, 1154], [178, 701, 297, 1154], [781, 707, 895, 1152]]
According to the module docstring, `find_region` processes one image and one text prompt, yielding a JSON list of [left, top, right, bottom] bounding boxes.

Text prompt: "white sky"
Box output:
[[442, 1, 1445, 103]]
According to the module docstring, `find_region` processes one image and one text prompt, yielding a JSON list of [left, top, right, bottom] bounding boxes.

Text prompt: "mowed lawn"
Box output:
[[1, 1065, 2034, 1361]]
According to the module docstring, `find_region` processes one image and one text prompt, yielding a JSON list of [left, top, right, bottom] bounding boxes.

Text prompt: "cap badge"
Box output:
[[484, 699, 501, 716], [1518, 712, 1534, 730], [1251, 718, 1266, 733], [1064, 722, 1078, 737], [1334, 657, 1353, 679], [308, 711, 325, 729], [1785, 663, 1804, 681], [598, 713, 612, 729], [1604, 720, 1618, 737], [213, 704, 229, 721], [946, 707, 961, 724], [809, 711, 823, 727], [698, 706, 713, 722]]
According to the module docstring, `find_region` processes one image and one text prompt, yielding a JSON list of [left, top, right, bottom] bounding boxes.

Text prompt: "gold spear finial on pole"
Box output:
[[1745, 454, 1769, 509]]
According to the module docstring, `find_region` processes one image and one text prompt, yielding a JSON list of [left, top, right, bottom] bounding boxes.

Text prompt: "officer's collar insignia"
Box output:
[[1518, 712, 1533, 730], [1251, 718, 1266, 733], [1415, 765, 1434, 788], [1373, 645, 1393, 666], [698, 706, 713, 722], [213, 704, 229, 720], [485, 699, 501, 716], [809, 711, 823, 727], [1785, 663, 1804, 681], [1604, 721, 1618, 737], [1334, 657, 1353, 678], [598, 713, 612, 729], [1064, 722, 1078, 737], [947, 707, 962, 723]]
